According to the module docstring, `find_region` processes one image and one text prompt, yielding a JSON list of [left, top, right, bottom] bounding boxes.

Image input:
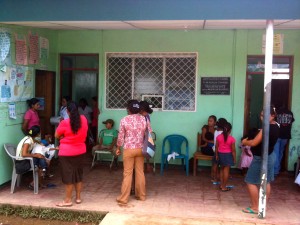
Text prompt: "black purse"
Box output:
[[15, 137, 32, 174], [15, 159, 31, 174]]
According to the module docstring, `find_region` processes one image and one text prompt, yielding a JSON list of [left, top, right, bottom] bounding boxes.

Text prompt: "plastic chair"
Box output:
[[91, 130, 118, 170], [3, 143, 39, 194], [160, 134, 189, 176], [145, 131, 157, 173]]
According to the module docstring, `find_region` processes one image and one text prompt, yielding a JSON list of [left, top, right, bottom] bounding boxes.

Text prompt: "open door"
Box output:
[[35, 70, 56, 136], [244, 55, 293, 170]]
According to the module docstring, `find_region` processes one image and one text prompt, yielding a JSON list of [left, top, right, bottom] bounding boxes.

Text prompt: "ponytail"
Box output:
[[222, 122, 232, 142], [67, 101, 81, 134]]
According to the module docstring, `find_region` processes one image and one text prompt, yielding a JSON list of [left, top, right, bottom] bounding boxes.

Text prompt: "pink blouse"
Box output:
[[24, 109, 40, 129], [216, 134, 236, 153], [56, 115, 88, 156], [117, 114, 150, 149]]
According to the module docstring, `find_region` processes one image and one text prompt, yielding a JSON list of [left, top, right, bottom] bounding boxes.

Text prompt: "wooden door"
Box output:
[[35, 70, 56, 136]]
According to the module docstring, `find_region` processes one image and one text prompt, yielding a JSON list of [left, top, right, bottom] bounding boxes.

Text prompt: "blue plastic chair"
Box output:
[[160, 134, 189, 176]]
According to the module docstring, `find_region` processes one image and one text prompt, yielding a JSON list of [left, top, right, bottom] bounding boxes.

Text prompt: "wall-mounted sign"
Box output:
[[201, 77, 230, 95]]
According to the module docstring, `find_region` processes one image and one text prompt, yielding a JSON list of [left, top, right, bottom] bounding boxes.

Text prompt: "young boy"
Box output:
[[31, 135, 58, 177], [92, 119, 118, 166]]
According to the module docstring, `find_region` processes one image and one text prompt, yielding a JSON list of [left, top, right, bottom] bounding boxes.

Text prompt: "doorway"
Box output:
[[244, 55, 293, 170], [35, 70, 56, 136], [60, 54, 99, 105]]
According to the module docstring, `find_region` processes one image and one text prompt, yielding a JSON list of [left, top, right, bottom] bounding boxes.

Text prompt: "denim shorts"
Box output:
[[245, 151, 275, 185], [218, 152, 234, 166], [212, 154, 219, 164]]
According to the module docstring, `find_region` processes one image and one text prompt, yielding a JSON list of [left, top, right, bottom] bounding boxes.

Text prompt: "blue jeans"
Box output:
[[273, 138, 288, 175], [33, 158, 47, 170]]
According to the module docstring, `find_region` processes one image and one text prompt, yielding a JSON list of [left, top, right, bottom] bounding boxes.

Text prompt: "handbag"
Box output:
[[15, 159, 31, 174], [142, 117, 156, 159]]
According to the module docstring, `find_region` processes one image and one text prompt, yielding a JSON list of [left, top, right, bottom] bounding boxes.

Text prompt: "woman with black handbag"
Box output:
[[16, 125, 45, 189]]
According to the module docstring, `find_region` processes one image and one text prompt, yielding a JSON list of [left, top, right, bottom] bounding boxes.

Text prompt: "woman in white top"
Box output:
[[16, 125, 45, 189], [78, 98, 93, 125], [59, 96, 71, 121]]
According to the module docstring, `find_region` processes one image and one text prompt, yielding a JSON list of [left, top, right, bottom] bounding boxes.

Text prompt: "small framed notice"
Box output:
[[201, 77, 230, 95]]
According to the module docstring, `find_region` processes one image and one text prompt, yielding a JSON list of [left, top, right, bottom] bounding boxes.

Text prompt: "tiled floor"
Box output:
[[0, 155, 299, 225]]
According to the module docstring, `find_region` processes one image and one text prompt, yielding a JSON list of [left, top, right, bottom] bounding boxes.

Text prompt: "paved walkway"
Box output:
[[0, 155, 299, 225]]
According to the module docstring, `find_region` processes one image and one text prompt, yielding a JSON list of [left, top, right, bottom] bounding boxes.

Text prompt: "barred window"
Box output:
[[106, 53, 197, 111]]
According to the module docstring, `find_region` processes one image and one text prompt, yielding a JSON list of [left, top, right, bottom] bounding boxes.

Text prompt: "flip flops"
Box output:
[[75, 199, 82, 204], [242, 207, 258, 214], [47, 183, 56, 188], [56, 201, 73, 207], [221, 187, 231, 192]]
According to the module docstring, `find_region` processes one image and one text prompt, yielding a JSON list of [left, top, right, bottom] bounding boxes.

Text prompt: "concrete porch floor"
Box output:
[[0, 154, 299, 225]]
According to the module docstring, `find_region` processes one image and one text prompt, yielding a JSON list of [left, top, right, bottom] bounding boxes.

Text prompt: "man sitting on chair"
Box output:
[[92, 119, 118, 166]]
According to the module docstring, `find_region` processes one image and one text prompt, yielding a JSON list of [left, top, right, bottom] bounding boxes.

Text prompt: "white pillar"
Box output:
[[259, 19, 274, 219]]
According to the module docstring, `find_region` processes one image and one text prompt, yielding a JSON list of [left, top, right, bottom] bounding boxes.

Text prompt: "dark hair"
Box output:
[[270, 106, 276, 116], [127, 99, 140, 114], [27, 125, 41, 137], [79, 98, 88, 106], [242, 127, 259, 141], [139, 101, 153, 114], [26, 98, 39, 108], [67, 101, 81, 134], [216, 118, 227, 129], [92, 96, 98, 102], [63, 96, 71, 102], [222, 122, 232, 142], [208, 115, 217, 122]]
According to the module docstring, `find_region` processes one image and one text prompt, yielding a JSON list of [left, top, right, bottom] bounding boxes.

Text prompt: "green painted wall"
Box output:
[[0, 26, 299, 185], [0, 24, 57, 184], [57, 29, 300, 170]]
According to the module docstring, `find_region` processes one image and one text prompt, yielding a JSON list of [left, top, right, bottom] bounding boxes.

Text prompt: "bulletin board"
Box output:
[[0, 65, 34, 102]]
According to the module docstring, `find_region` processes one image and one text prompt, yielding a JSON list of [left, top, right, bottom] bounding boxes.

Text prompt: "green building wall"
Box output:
[[0, 24, 58, 184], [0, 25, 299, 184]]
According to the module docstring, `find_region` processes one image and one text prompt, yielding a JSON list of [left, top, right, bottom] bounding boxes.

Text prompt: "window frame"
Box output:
[[105, 52, 198, 112]]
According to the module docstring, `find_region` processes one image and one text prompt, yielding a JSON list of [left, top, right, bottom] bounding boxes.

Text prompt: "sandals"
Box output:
[[242, 207, 258, 214], [221, 187, 231, 192], [56, 201, 73, 207], [75, 199, 82, 204]]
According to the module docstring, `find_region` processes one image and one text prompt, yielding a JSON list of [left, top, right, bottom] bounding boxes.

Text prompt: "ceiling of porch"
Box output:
[[1, 20, 300, 30]]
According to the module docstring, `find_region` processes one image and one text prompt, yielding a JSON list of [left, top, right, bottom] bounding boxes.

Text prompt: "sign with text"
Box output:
[[201, 77, 230, 95]]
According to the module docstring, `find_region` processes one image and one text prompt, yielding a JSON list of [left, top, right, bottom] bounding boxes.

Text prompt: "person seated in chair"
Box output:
[[92, 119, 118, 166], [16, 125, 48, 189]]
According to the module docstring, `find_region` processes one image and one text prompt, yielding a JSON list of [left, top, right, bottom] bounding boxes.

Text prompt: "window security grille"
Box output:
[[106, 53, 197, 111], [142, 95, 164, 110]]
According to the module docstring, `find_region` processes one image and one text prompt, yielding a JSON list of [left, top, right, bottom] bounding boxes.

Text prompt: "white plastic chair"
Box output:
[[4, 143, 39, 194], [91, 129, 118, 170], [91, 149, 115, 170]]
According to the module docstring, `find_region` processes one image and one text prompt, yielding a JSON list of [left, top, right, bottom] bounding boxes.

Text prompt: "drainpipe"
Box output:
[[258, 20, 274, 219]]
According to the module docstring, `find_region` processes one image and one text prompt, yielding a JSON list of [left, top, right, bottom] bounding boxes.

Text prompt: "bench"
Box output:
[[193, 132, 213, 176]]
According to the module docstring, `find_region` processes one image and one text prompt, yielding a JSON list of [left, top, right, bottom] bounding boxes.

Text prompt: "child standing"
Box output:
[[215, 122, 236, 191], [211, 118, 227, 183], [238, 128, 258, 175]]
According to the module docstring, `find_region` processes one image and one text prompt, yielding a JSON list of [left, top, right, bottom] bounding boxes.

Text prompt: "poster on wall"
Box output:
[[29, 32, 39, 64], [15, 35, 28, 65], [40, 36, 49, 60], [0, 65, 33, 102], [262, 34, 284, 54], [0, 28, 11, 68]]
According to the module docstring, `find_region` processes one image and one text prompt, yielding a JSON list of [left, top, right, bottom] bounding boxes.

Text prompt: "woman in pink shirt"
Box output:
[[116, 100, 148, 205], [55, 101, 88, 207], [22, 98, 40, 135], [215, 122, 236, 192]]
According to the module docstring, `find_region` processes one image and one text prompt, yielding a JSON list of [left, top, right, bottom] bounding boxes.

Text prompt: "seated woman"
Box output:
[[16, 125, 47, 189], [200, 115, 216, 156]]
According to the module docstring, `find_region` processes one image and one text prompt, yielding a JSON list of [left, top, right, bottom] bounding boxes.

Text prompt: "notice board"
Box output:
[[201, 77, 230, 95]]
